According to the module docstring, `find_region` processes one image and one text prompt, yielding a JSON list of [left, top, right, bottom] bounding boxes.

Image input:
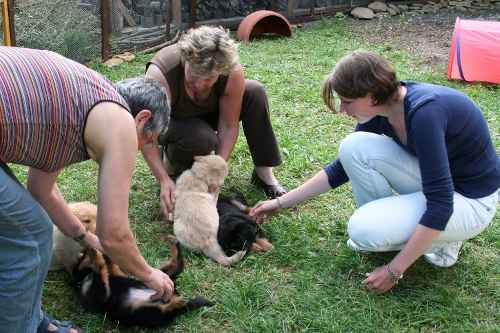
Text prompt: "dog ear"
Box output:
[[193, 155, 203, 162]]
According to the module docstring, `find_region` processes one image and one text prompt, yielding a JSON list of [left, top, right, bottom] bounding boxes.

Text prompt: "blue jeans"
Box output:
[[338, 132, 498, 253], [0, 166, 53, 333]]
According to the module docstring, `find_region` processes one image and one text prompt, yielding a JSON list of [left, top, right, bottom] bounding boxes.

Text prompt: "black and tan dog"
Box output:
[[72, 241, 212, 328], [217, 194, 273, 255], [51, 202, 212, 327]]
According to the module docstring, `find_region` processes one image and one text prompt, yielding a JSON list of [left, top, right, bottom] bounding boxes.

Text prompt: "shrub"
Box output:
[[15, 0, 100, 63]]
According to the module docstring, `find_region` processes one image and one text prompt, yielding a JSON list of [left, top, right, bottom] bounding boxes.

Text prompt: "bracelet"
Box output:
[[275, 197, 283, 209], [386, 264, 403, 284]]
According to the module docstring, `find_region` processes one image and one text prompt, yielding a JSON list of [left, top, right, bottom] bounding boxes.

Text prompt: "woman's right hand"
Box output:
[[143, 268, 175, 302], [160, 177, 176, 221], [249, 199, 281, 224]]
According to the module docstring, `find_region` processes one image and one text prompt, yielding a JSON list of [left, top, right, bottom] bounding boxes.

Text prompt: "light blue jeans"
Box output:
[[338, 132, 498, 253], [0, 166, 53, 333]]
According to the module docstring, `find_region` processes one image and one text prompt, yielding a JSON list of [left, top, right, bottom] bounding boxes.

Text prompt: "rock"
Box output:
[[388, 3, 401, 14], [422, 4, 438, 12], [351, 7, 375, 19], [449, 0, 472, 6], [103, 57, 124, 67], [388, 7, 398, 15], [115, 52, 135, 62], [368, 1, 389, 12], [397, 4, 409, 10], [150, 1, 161, 10]]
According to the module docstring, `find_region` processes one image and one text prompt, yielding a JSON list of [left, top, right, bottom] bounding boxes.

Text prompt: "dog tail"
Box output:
[[228, 197, 251, 214], [203, 242, 247, 266], [185, 296, 214, 310]]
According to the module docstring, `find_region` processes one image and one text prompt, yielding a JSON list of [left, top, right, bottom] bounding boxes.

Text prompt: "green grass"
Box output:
[[19, 18, 499, 332]]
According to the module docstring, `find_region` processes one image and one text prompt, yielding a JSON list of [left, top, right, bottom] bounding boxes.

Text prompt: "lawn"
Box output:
[[21, 18, 499, 332]]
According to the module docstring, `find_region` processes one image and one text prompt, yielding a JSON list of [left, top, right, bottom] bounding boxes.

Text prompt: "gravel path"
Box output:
[[347, 6, 500, 71]]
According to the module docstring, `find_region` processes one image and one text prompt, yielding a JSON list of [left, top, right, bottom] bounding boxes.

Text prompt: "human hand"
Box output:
[[362, 265, 399, 294], [143, 268, 175, 302], [81, 232, 103, 252], [249, 199, 280, 224], [160, 178, 176, 220]]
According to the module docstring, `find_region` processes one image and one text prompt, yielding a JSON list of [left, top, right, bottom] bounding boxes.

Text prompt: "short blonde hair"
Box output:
[[178, 25, 239, 77]]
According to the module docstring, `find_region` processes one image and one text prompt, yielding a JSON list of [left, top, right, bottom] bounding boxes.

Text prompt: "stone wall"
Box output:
[[81, 0, 359, 29]]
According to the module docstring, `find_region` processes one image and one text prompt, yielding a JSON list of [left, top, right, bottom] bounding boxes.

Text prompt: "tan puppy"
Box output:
[[49, 201, 97, 272], [173, 155, 246, 266]]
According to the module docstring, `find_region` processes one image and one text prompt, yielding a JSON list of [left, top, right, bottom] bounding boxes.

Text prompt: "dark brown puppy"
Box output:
[[217, 194, 273, 255], [72, 242, 212, 328]]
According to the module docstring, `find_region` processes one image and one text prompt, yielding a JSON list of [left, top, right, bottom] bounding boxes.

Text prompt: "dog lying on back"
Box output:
[[173, 154, 246, 266], [73, 242, 212, 328], [51, 202, 212, 327], [217, 194, 274, 255]]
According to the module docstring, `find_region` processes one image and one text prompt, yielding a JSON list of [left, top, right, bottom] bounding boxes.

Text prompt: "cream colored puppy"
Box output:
[[173, 155, 246, 266], [49, 201, 97, 273]]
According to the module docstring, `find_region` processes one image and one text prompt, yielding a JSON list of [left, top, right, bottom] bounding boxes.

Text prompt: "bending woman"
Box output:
[[251, 51, 499, 294]]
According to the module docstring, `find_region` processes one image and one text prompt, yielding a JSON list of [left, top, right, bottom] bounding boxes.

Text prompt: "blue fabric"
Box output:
[[456, 29, 467, 81], [324, 81, 500, 230], [0, 166, 53, 333], [37, 313, 82, 333]]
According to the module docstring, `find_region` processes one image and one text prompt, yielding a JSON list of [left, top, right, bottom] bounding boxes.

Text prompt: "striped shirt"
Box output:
[[0, 47, 128, 172]]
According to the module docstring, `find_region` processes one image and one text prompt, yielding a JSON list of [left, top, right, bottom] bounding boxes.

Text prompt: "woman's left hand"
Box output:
[[362, 265, 396, 294]]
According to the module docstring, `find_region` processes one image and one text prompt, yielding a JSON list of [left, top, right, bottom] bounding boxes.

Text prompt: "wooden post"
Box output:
[[115, 0, 136, 27], [111, 0, 124, 32], [165, 0, 172, 38], [287, 0, 298, 18], [189, 0, 197, 28], [101, 0, 112, 62], [7, 0, 15, 46], [172, 0, 181, 32], [2, 0, 12, 46]]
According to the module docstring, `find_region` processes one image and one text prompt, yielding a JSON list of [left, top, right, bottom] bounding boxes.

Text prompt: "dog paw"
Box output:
[[235, 250, 247, 260], [252, 238, 274, 252]]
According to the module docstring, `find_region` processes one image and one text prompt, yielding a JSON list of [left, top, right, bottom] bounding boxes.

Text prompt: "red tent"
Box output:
[[448, 17, 500, 84]]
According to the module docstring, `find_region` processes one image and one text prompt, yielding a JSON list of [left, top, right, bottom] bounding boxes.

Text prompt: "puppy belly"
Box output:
[[125, 288, 159, 310]]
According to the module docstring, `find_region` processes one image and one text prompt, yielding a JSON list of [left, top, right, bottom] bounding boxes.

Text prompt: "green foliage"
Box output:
[[15, 0, 100, 63], [26, 17, 500, 333]]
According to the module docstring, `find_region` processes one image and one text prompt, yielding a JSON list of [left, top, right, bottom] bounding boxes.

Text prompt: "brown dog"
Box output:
[[73, 242, 212, 328], [50, 202, 212, 327], [174, 155, 246, 266]]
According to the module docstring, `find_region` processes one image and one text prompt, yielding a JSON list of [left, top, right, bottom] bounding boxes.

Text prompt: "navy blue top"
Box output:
[[324, 81, 500, 231]]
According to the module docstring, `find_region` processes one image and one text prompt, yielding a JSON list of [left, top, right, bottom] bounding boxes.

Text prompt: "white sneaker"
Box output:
[[424, 241, 463, 268], [347, 238, 363, 252]]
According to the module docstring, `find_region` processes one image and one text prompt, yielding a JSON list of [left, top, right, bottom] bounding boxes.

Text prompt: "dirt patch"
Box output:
[[347, 7, 500, 72]]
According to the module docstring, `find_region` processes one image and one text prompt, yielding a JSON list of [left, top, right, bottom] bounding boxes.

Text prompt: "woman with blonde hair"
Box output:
[[251, 51, 499, 294], [145, 25, 287, 218]]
